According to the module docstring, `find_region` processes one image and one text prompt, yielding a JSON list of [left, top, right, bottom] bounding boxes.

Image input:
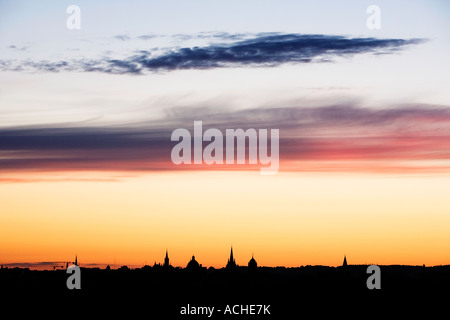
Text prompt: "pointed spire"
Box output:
[[75, 255, 78, 266], [164, 249, 170, 267], [342, 255, 347, 267], [226, 246, 237, 269]]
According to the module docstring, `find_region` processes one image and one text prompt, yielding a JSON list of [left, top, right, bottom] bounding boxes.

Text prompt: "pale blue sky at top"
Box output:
[[0, 0, 449, 129], [1, 0, 449, 41]]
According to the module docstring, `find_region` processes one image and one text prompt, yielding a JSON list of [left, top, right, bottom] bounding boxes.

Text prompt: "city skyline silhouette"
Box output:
[[4, 246, 444, 272], [2, 248, 449, 318]]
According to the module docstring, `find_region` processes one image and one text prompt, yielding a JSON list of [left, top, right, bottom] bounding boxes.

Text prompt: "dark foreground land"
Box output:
[[1, 265, 449, 317]]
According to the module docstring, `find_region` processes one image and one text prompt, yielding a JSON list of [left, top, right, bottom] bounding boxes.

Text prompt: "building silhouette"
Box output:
[[74, 255, 78, 266], [226, 247, 237, 269], [248, 254, 257, 270], [163, 250, 170, 268], [186, 255, 200, 270], [342, 255, 347, 267]]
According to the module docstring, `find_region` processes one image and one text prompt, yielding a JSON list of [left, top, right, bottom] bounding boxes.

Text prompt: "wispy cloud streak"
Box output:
[[1, 104, 450, 176], [0, 34, 425, 74]]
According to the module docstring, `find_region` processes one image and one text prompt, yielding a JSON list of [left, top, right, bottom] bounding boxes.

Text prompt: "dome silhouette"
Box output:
[[248, 254, 257, 270], [186, 255, 200, 269]]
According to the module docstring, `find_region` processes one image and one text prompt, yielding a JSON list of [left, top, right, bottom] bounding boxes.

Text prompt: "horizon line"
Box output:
[[1, 261, 445, 271]]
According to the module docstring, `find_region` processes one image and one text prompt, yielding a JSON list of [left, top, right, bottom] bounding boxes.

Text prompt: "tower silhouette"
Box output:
[[226, 247, 237, 269], [74, 255, 78, 266], [342, 255, 347, 267], [163, 249, 170, 268]]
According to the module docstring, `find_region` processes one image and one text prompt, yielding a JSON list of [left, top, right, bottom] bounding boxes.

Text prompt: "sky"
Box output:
[[1, 0, 450, 268]]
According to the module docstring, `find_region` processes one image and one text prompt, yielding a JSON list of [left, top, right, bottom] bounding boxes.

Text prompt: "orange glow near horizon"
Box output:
[[1, 170, 450, 268]]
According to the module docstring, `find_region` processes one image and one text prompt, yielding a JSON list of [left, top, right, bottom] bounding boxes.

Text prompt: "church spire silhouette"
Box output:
[[163, 249, 170, 267], [74, 255, 78, 266], [342, 255, 347, 267], [226, 246, 237, 269]]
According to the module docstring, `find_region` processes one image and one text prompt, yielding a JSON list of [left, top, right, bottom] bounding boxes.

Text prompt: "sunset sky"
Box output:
[[1, 0, 450, 268]]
